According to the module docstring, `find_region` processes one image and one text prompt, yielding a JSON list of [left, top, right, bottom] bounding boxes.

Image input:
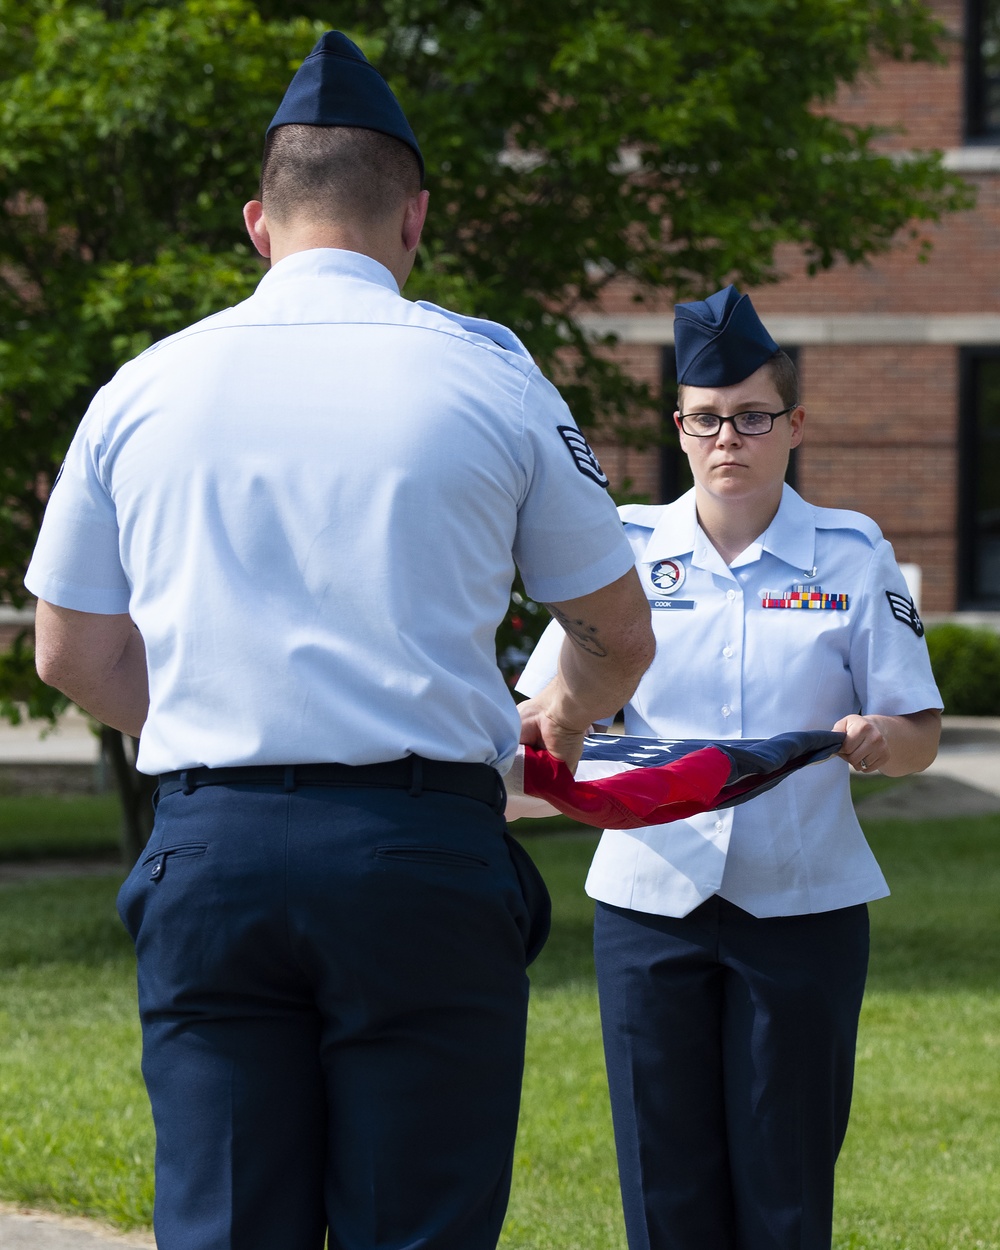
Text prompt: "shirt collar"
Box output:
[[257, 247, 400, 295], [760, 485, 817, 572], [640, 483, 817, 573], [641, 489, 699, 563]]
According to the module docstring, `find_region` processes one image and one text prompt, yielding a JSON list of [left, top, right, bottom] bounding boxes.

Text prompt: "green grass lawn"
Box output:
[[0, 793, 121, 861], [0, 803, 998, 1247]]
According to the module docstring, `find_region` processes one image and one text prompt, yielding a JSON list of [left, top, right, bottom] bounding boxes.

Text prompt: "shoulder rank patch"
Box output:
[[885, 590, 924, 637], [557, 425, 609, 487]]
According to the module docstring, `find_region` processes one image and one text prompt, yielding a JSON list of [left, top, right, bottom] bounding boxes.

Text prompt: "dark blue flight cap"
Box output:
[[267, 31, 424, 183], [674, 286, 780, 387]]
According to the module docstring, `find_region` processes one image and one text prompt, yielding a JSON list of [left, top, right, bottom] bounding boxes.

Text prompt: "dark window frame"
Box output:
[[957, 347, 1000, 607], [658, 347, 686, 502], [965, 0, 1000, 140]]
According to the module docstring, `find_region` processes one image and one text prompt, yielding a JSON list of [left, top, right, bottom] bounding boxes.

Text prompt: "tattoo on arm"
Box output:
[[549, 606, 609, 657]]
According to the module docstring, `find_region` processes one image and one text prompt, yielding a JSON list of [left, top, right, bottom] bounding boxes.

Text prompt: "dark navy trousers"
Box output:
[[117, 781, 548, 1250], [594, 896, 870, 1250]]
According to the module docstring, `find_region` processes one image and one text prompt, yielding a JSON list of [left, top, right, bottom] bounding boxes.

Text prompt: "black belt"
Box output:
[[157, 756, 505, 811]]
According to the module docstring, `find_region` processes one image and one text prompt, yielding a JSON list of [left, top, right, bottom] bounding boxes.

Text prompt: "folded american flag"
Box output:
[[505, 730, 844, 829]]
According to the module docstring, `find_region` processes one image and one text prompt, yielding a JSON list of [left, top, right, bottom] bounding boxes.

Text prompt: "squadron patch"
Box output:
[[649, 559, 686, 595], [556, 425, 609, 488], [885, 590, 924, 637]]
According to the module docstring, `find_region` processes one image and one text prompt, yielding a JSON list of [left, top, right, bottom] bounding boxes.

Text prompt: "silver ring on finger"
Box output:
[[859, 758, 869, 771]]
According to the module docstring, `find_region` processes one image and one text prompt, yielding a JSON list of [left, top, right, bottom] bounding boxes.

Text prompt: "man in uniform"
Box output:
[[25, 32, 654, 1250]]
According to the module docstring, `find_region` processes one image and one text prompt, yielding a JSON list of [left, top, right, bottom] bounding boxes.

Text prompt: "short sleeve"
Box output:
[[24, 391, 132, 614], [513, 370, 634, 604], [514, 618, 565, 698], [848, 540, 942, 715]]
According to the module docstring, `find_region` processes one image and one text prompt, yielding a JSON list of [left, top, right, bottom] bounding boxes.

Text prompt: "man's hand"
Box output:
[[517, 683, 591, 773]]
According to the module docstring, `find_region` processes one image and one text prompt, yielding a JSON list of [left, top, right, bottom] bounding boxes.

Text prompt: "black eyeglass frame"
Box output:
[[677, 405, 798, 437]]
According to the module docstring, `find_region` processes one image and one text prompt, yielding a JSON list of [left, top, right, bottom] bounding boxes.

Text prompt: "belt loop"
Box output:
[[284, 766, 296, 793], [409, 756, 423, 798], [181, 770, 195, 796]]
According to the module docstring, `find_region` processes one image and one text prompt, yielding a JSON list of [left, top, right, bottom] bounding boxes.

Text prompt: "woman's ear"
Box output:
[[789, 405, 805, 448]]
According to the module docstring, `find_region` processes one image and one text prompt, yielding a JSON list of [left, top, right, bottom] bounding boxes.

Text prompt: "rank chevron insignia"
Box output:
[[556, 425, 610, 487], [885, 590, 924, 636]]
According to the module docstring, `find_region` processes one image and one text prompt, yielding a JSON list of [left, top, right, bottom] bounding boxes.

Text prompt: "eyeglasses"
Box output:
[[678, 406, 797, 437]]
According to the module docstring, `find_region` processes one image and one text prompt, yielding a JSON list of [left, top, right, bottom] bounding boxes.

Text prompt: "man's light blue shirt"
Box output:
[[26, 248, 634, 775]]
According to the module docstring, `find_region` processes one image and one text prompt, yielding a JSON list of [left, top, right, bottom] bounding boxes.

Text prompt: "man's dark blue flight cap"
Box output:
[[267, 31, 424, 183], [674, 286, 780, 387]]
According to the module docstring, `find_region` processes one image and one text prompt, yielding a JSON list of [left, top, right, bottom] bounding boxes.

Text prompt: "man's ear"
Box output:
[[243, 200, 272, 259], [401, 189, 430, 254]]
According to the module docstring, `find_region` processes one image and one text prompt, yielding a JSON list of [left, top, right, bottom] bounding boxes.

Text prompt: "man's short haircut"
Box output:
[[260, 124, 421, 226], [677, 349, 799, 411]]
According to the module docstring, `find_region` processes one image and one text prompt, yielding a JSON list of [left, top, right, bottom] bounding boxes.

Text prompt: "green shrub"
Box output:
[[925, 623, 1000, 715]]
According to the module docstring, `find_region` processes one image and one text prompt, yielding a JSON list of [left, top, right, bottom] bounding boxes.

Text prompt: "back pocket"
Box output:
[[375, 846, 489, 869], [142, 842, 209, 881]]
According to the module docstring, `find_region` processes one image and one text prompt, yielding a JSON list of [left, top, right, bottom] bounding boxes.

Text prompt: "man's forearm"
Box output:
[[518, 569, 655, 768], [34, 602, 149, 738], [551, 607, 654, 728]]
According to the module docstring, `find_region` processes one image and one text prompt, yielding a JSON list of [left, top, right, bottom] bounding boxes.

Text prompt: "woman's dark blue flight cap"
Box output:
[[267, 31, 424, 183], [674, 286, 780, 387]]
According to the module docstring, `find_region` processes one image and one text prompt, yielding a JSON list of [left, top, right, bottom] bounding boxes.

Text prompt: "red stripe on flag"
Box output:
[[522, 746, 734, 829]]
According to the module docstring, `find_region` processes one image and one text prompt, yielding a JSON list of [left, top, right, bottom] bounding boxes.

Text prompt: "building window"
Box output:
[[959, 350, 1000, 606], [966, 0, 1000, 139], [659, 349, 690, 502]]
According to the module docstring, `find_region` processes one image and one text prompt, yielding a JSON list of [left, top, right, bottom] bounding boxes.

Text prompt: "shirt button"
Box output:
[[715, 820, 725, 832], [723, 646, 733, 658], [721, 705, 731, 718], [726, 589, 737, 601]]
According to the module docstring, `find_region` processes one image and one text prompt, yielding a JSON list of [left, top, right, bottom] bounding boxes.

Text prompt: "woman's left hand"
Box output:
[[832, 709, 942, 777], [834, 714, 888, 774]]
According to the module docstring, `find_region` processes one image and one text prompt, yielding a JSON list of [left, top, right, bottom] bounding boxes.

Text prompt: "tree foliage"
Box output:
[[0, 0, 974, 702]]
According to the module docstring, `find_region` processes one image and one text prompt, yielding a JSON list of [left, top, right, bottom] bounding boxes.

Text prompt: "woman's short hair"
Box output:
[[677, 349, 799, 410]]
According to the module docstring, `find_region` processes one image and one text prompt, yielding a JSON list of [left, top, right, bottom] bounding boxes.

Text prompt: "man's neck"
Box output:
[[267, 224, 407, 289]]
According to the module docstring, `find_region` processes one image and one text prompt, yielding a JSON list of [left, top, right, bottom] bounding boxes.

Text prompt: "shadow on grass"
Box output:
[[516, 814, 1000, 995], [0, 794, 121, 862], [2, 815, 996, 994]]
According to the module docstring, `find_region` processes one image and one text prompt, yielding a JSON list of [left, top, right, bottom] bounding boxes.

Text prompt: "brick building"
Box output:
[[582, 0, 1000, 617], [4, 1, 996, 646]]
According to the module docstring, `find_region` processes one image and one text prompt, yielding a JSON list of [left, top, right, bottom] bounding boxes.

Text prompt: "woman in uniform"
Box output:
[[516, 286, 942, 1250]]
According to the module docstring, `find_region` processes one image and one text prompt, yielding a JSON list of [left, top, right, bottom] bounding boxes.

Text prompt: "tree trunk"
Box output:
[[100, 725, 157, 866]]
